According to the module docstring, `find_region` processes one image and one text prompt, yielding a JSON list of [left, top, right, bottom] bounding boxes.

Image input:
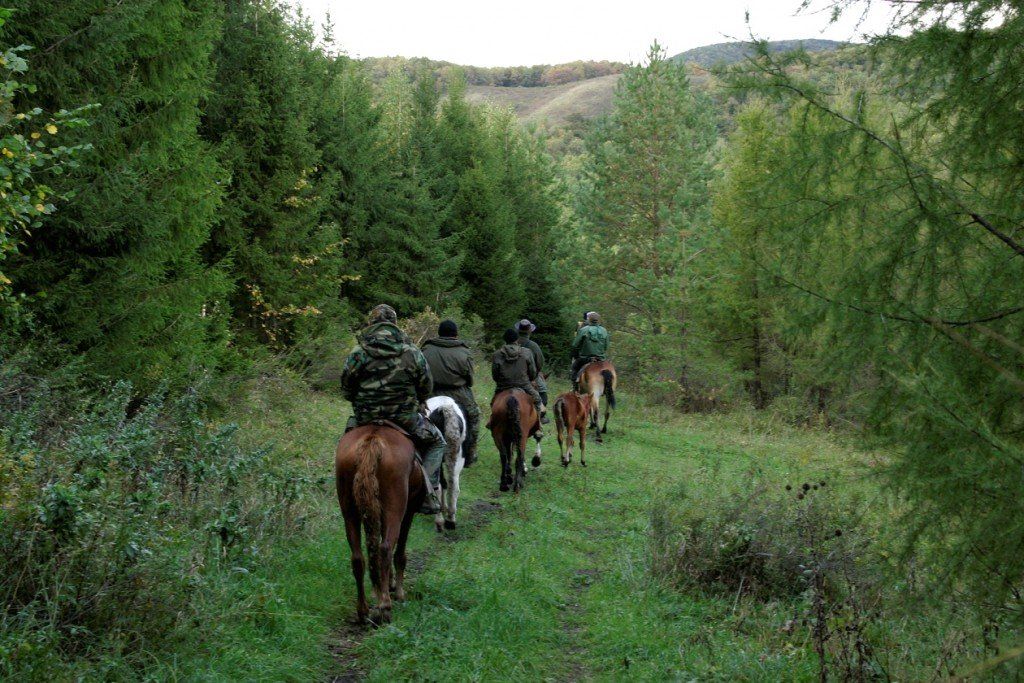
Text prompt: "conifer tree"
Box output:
[[2, 0, 228, 384], [578, 42, 717, 403], [201, 0, 333, 347]]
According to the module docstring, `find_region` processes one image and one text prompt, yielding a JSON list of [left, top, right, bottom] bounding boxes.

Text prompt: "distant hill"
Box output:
[[418, 39, 858, 131], [671, 39, 847, 67]]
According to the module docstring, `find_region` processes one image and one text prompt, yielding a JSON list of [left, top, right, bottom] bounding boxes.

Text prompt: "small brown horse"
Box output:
[[335, 425, 425, 624], [487, 389, 542, 492], [577, 360, 617, 442], [553, 391, 593, 467]]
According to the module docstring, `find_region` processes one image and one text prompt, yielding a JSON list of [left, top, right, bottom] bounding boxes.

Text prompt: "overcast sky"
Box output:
[[293, 0, 898, 66]]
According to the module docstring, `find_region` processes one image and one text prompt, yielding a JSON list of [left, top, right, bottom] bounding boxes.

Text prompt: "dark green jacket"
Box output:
[[341, 322, 432, 422], [421, 337, 474, 389], [572, 324, 610, 359], [517, 334, 545, 376], [491, 343, 537, 391]]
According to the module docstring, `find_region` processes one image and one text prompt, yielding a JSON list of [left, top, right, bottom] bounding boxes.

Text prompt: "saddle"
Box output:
[[365, 418, 412, 438]]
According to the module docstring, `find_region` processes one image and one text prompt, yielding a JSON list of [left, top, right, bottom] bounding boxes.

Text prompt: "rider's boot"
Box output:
[[414, 417, 446, 515]]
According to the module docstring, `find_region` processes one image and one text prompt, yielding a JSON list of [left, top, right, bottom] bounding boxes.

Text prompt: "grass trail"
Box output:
[[341, 388, 855, 681]]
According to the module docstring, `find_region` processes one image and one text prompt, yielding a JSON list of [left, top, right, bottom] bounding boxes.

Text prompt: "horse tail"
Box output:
[[353, 434, 384, 575], [601, 369, 616, 408], [555, 396, 570, 437], [434, 404, 464, 466], [505, 394, 521, 451]]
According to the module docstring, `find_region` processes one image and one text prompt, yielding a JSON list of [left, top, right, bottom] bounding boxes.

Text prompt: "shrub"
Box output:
[[0, 375, 318, 677]]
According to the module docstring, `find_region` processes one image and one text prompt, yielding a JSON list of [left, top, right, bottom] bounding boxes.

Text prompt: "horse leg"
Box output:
[[444, 456, 461, 530], [579, 425, 587, 467], [376, 513, 401, 624], [558, 419, 568, 467], [593, 397, 604, 443], [531, 430, 542, 468], [513, 437, 526, 492], [499, 442, 511, 492], [344, 514, 369, 623], [393, 507, 415, 602], [603, 401, 611, 434]]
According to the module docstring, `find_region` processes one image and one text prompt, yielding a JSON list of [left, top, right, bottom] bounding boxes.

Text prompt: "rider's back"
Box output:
[[342, 322, 430, 422]]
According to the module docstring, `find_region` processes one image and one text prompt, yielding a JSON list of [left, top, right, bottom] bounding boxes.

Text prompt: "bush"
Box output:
[[0, 375, 318, 677]]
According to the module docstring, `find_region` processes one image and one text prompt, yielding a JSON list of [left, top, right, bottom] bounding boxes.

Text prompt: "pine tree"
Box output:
[[706, 101, 786, 408], [3, 0, 228, 385], [578, 42, 718, 404]]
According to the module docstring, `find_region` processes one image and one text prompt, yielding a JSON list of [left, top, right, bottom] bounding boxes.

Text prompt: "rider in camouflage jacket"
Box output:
[[341, 304, 445, 514]]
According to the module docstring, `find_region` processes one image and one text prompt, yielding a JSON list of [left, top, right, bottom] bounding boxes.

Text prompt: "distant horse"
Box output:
[[486, 388, 542, 492], [553, 391, 594, 467], [426, 395, 466, 531], [577, 361, 617, 442], [335, 425, 425, 624]]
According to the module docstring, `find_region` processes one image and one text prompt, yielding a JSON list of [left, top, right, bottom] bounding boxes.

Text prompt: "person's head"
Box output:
[[517, 318, 536, 335], [367, 303, 397, 325], [438, 319, 458, 338], [586, 311, 601, 325], [503, 328, 520, 344], [582, 310, 590, 322]]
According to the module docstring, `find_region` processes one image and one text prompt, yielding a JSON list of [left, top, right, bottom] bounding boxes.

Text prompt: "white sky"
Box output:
[[293, 0, 898, 67]]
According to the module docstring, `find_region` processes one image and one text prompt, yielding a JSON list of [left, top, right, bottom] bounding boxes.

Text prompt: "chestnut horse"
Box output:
[[577, 360, 617, 442], [553, 391, 594, 467], [486, 389, 542, 492], [335, 425, 425, 624]]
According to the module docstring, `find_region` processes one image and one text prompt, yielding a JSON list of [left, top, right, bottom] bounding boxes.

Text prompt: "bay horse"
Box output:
[[553, 391, 594, 467], [486, 388, 542, 492], [335, 425, 425, 624], [577, 360, 617, 442], [426, 395, 466, 531]]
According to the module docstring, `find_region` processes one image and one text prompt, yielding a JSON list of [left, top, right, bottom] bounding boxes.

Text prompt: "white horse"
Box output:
[[426, 396, 466, 532]]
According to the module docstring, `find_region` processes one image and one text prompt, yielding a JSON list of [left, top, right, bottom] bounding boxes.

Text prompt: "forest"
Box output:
[[2, 0, 1023, 680]]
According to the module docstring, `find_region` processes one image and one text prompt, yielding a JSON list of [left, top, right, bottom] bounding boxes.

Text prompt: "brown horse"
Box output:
[[486, 389, 542, 492], [335, 425, 425, 624], [577, 360, 617, 442], [553, 391, 593, 467]]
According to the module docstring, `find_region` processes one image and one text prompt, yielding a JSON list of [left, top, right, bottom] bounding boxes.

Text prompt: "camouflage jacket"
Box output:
[[341, 322, 432, 423]]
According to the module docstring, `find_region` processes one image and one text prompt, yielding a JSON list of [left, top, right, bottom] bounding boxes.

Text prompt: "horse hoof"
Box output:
[[581, 461, 587, 467], [444, 520, 457, 530], [561, 460, 569, 468], [434, 522, 444, 533], [499, 482, 510, 492], [531, 455, 541, 467]]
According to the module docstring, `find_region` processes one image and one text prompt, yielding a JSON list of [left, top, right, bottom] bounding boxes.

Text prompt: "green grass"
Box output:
[[148, 379, 993, 681]]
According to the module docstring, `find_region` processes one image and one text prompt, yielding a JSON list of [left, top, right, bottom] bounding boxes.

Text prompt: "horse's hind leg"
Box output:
[[593, 398, 604, 443], [499, 443, 512, 492], [344, 514, 369, 623], [514, 439, 526, 492], [375, 517, 401, 624], [578, 427, 587, 467], [602, 403, 611, 434], [393, 508, 415, 602], [531, 431, 542, 468]]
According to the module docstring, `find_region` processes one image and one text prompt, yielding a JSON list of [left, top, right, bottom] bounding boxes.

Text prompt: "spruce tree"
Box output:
[[201, 0, 332, 348], [2, 0, 228, 384]]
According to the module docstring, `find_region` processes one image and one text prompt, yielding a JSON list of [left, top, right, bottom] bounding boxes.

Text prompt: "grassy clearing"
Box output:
[[78, 377, 995, 680]]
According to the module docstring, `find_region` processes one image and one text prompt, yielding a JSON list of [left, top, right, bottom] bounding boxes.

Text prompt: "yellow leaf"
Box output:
[[45, 124, 57, 135], [34, 204, 45, 213], [30, 132, 40, 140]]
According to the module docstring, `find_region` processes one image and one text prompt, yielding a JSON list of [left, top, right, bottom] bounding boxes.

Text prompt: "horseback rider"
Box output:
[[421, 319, 481, 467], [570, 311, 610, 388], [492, 327, 546, 436], [516, 318, 549, 424], [340, 304, 445, 515]]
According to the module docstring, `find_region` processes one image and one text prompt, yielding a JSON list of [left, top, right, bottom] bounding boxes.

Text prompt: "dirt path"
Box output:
[[324, 498, 503, 682]]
